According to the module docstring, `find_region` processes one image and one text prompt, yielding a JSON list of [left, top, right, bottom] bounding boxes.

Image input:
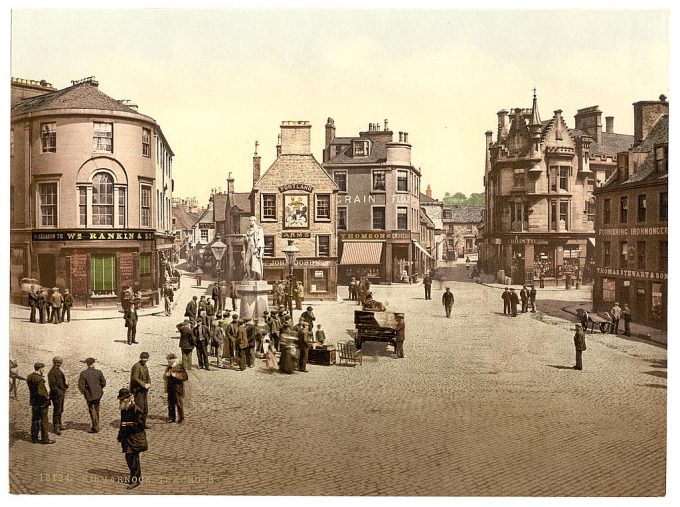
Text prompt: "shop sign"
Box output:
[[598, 226, 668, 237], [389, 231, 411, 240], [282, 231, 311, 239], [198, 223, 215, 230], [508, 236, 549, 245], [264, 258, 332, 268], [340, 231, 387, 240], [279, 183, 313, 193], [596, 267, 667, 280], [32, 229, 155, 241]]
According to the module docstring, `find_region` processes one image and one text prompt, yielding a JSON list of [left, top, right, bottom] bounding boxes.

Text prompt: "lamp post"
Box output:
[[282, 239, 300, 319], [210, 235, 227, 310]]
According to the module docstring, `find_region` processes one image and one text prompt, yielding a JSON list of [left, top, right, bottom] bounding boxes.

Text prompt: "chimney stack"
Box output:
[[279, 121, 312, 155], [426, 184, 432, 198], [276, 134, 282, 157], [384, 119, 389, 131], [404, 132, 409, 144], [497, 110, 509, 142], [574, 106, 602, 144], [399, 131, 404, 142], [554, 110, 563, 140], [633, 95, 669, 146], [253, 141, 261, 186], [605, 116, 614, 134]]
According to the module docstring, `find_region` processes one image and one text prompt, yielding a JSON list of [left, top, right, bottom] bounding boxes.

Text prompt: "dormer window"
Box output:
[[655, 144, 668, 174], [353, 140, 370, 157]]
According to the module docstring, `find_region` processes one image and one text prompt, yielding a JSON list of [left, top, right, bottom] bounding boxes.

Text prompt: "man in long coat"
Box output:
[[27, 362, 55, 444], [423, 274, 432, 300], [116, 388, 148, 489], [297, 322, 310, 372], [193, 320, 211, 370], [502, 287, 511, 315], [237, 320, 249, 371], [520, 285, 529, 313], [78, 357, 106, 433], [124, 303, 139, 345], [185, 296, 198, 324], [442, 287, 454, 318], [164, 353, 188, 423], [47, 356, 68, 435], [28, 285, 38, 323], [573, 323, 587, 370], [509, 288, 519, 317], [177, 319, 195, 371], [129, 352, 151, 427], [224, 314, 239, 367], [50, 288, 64, 324]]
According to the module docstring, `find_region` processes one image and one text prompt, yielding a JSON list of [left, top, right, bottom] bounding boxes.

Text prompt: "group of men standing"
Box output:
[[271, 278, 305, 311], [502, 285, 537, 317], [348, 276, 372, 304], [28, 285, 73, 324]]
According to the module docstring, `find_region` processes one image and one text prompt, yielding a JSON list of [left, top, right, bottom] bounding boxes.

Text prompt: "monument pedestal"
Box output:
[[238, 280, 272, 321]]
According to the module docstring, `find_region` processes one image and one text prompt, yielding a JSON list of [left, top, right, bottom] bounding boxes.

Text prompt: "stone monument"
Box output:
[[238, 216, 271, 320]]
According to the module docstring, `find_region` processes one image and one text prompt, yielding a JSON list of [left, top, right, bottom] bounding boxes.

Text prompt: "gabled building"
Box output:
[[419, 185, 445, 262], [442, 205, 483, 260], [592, 96, 668, 329]]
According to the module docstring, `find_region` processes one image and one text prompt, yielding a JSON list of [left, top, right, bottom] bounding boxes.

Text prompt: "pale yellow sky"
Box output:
[[10, 9, 669, 203]]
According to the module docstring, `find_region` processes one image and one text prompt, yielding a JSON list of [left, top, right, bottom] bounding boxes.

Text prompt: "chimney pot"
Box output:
[[660, 94, 667, 102], [384, 119, 389, 130], [399, 131, 404, 142], [404, 132, 409, 143]]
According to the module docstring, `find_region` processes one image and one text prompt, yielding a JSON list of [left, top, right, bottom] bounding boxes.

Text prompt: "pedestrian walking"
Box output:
[[129, 352, 151, 427], [50, 287, 63, 323], [124, 303, 139, 345], [395, 313, 405, 358], [28, 285, 38, 323], [116, 388, 148, 489], [529, 285, 537, 312], [163, 283, 174, 316], [502, 287, 511, 315], [611, 302, 622, 334], [442, 287, 454, 318], [520, 285, 529, 313], [26, 362, 55, 444], [177, 319, 195, 371], [47, 356, 68, 435], [164, 353, 188, 423], [62, 289, 73, 322], [237, 319, 249, 371], [423, 274, 432, 300], [77, 357, 106, 433], [297, 322, 310, 372], [193, 320, 211, 370], [573, 323, 587, 370], [622, 303, 632, 336], [195, 268, 203, 287], [509, 288, 519, 317]]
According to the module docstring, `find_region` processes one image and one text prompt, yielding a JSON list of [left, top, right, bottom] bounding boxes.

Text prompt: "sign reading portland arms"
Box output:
[[32, 229, 156, 241], [278, 183, 313, 193]]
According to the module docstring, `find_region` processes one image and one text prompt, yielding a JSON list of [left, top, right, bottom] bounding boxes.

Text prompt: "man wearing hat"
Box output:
[[236, 319, 249, 371], [509, 288, 520, 317], [176, 319, 195, 371], [300, 306, 316, 330], [223, 313, 239, 367], [47, 356, 68, 435], [116, 388, 147, 489], [297, 321, 311, 373], [611, 302, 622, 334], [78, 358, 107, 433], [26, 362, 55, 444], [62, 288, 73, 322], [37, 288, 48, 324], [501, 287, 511, 315], [193, 317, 211, 370], [124, 303, 139, 345], [442, 287, 454, 318], [185, 295, 198, 325], [28, 285, 38, 323], [268, 310, 281, 353], [164, 353, 188, 423], [50, 287, 63, 324], [129, 353, 151, 427], [573, 323, 587, 370], [395, 314, 406, 359]]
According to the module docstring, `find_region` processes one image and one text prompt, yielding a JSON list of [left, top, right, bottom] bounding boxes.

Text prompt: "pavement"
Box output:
[[8, 277, 667, 496]]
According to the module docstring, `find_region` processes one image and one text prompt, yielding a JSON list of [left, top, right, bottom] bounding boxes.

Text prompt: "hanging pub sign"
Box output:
[[32, 229, 155, 241]]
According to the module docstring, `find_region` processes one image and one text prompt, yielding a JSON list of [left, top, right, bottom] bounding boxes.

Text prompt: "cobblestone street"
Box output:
[[8, 280, 667, 496]]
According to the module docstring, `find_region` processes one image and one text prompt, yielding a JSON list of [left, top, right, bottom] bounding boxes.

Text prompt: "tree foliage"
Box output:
[[441, 192, 485, 206]]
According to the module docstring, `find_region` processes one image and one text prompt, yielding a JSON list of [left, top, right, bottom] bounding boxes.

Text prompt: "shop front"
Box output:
[[262, 257, 337, 302]]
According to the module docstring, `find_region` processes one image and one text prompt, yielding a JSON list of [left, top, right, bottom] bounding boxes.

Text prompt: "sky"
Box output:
[[10, 9, 669, 204]]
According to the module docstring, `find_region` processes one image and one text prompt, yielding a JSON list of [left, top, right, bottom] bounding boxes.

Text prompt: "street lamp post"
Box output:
[[210, 235, 227, 310], [282, 239, 300, 319]]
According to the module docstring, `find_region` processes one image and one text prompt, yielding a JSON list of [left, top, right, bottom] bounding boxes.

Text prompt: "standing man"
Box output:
[[177, 319, 195, 371], [611, 302, 622, 334], [237, 319, 249, 371], [62, 289, 73, 322], [164, 353, 188, 423], [573, 323, 587, 370], [173, 267, 181, 289], [77, 357, 106, 433], [26, 362, 55, 444], [163, 284, 174, 316], [47, 356, 68, 435], [315, 323, 326, 345], [193, 319, 211, 370], [185, 295, 198, 325], [129, 352, 151, 428], [28, 285, 38, 323], [423, 274, 432, 300], [529, 285, 537, 313], [195, 267, 203, 287], [37, 289, 47, 324], [219, 281, 228, 313], [50, 287, 63, 323], [224, 313, 239, 367], [246, 318, 261, 368], [520, 285, 529, 313], [297, 322, 310, 372], [205, 298, 216, 330], [211, 283, 219, 312], [509, 288, 519, 317], [300, 306, 316, 329], [116, 388, 148, 490], [230, 282, 239, 312], [502, 287, 511, 315], [442, 287, 454, 318], [394, 313, 405, 359], [268, 310, 281, 353], [124, 303, 139, 345], [622, 303, 632, 336]]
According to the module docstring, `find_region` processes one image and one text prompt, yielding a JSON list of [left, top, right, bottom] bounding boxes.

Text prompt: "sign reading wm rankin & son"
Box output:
[[32, 230, 156, 241]]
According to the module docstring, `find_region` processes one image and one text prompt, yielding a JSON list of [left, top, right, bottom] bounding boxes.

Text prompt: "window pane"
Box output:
[[338, 207, 347, 230], [93, 122, 113, 152], [79, 187, 87, 226], [397, 207, 408, 230], [118, 188, 126, 226], [559, 166, 569, 191], [141, 186, 151, 227], [41, 123, 56, 153], [140, 253, 152, 276], [316, 195, 330, 219], [142, 128, 150, 157], [334, 172, 347, 192], [317, 235, 330, 256], [264, 236, 275, 257], [397, 170, 408, 192], [637, 194, 647, 222], [659, 192, 668, 221], [637, 241, 646, 269], [372, 207, 385, 230], [620, 197, 628, 223], [603, 199, 611, 224], [373, 171, 385, 191], [91, 254, 116, 293], [262, 194, 276, 219], [40, 183, 57, 226], [92, 173, 113, 225]]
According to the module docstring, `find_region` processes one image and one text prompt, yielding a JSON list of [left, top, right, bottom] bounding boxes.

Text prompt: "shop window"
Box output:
[[142, 128, 151, 157], [397, 207, 408, 230], [315, 194, 331, 221], [310, 268, 328, 293], [372, 207, 385, 230], [602, 278, 616, 302], [264, 236, 275, 257], [39, 182, 58, 227], [317, 235, 330, 257], [535, 247, 554, 278], [91, 254, 116, 294], [637, 241, 646, 270], [92, 173, 114, 226], [559, 201, 569, 230], [603, 199, 611, 225], [372, 170, 386, 191], [334, 171, 347, 192], [41, 123, 56, 153], [262, 194, 277, 220], [337, 207, 347, 230], [651, 282, 664, 321], [659, 241, 668, 272], [659, 192, 668, 221], [637, 194, 647, 222], [397, 170, 409, 192], [93, 122, 113, 152], [616, 196, 627, 223], [140, 253, 152, 277], [141, 185, 152, 227], [619, 241, 628, 268], [603, 241, 611, 267]]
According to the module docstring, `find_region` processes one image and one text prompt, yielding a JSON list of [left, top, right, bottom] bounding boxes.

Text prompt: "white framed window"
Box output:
[[317, 235, 330, 257], [142, 128, 151, 157], [261, 194, 277, 220], [397, 170, 408, 192], [141, 185, 152, 227], [334, 171, 347, 192], [353, 140, 369, 157], [264, 236, 275, 257], [93, 122, 113, 152], [200, 229, 209, 242], [41, 123, 56, 153], [78, 187, 87, 226], [372, 170, 386, 191], [315, 194, 331, 221], [559, 166, 570, 191], [92, 173, 114, 226], [118, 187, 127, 227], [372, 206, 385, 230], [39, 182, 58, 227]]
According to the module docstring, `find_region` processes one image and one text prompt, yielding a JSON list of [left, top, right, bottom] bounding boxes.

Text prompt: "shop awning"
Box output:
[[340, 241, 383, 265], [412, 240, 433, 259], [588, 238, 595, 247]]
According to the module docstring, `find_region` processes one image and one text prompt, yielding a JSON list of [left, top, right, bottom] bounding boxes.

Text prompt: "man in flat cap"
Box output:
[[26, 362, 55, 444], [62, 288, 73, 322], [300, 306, 316, 330], [442, 287, 454, 318], [164, 353, 188, 423], [573, 323, 587, 371], [124, 302, 139, 345], [78, 358, 106, 433], [116, 388, 147, 489], [50, 287, 63, 324], [129, 353, 151, 428], [176, 319, 195, 371], [47, 356, 68, 435]]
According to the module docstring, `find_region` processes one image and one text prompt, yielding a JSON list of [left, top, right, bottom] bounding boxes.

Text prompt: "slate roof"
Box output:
[[420, 209, 435, 228], [11, 81, 142, 117], [172, 206, 197, 230], [568, 129, 634, 158], [324, 137, 388, 165], [232, 193, 252, 214], [442, 206, 484, 223], [419, 192, 437, 203]]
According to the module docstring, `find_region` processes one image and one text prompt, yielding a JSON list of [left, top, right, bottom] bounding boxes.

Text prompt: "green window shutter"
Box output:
[[140, 253, 151, 276], [91, 254, 116, 292]]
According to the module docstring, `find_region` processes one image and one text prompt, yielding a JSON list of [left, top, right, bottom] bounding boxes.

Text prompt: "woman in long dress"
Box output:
[[265, 341, 277, 372]]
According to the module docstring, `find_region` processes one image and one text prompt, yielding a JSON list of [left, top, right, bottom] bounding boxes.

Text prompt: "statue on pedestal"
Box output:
[[243, 216, 264, 281]]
